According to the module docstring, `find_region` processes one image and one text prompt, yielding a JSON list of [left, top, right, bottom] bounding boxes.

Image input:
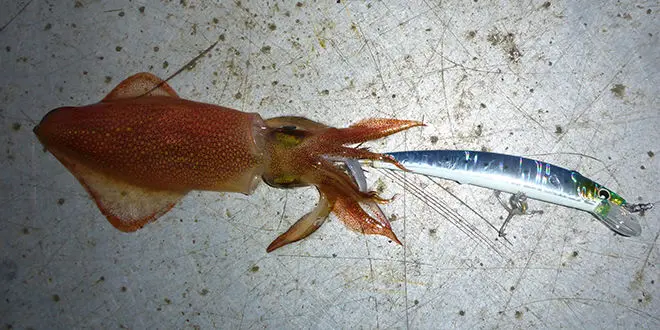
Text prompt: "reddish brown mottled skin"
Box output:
[[34, 72, 423, 251]]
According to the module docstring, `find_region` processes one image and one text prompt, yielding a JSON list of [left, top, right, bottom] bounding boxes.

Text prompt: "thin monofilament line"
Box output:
[[382, 169, 509, 257], [427, 176, 514, 237], [381, 169, 511, 258]]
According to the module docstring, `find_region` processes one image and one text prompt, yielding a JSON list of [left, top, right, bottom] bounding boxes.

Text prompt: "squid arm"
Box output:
[[34, 72, 423, 251]]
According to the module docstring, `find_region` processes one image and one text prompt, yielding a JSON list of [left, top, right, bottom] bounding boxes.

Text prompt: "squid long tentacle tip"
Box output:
[[265, 240, 286, 253], [389, 233, 403, 246]]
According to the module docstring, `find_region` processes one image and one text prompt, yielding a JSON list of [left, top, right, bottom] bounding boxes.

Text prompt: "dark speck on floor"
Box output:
[[610, 84, 626, 99]]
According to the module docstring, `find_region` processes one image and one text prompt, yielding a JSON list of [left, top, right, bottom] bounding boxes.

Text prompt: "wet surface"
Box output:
[[1, 1, 658, 328]]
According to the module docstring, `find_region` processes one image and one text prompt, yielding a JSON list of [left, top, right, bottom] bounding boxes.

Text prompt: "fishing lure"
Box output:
[[368, 150, 652, 236], [34, 72, 424, 251]]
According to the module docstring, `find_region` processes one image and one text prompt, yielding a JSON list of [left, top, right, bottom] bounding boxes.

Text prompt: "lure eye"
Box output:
[[598, 188, 610, 200]]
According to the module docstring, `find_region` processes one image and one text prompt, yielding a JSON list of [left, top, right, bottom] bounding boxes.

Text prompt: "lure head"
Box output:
[[591, 188, 641, 236]]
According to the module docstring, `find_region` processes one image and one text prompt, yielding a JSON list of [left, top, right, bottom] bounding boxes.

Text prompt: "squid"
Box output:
[[34, 73, 423, 252]]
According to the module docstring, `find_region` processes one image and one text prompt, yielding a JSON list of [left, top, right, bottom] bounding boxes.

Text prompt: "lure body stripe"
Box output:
[[379, 150, 604, 212]]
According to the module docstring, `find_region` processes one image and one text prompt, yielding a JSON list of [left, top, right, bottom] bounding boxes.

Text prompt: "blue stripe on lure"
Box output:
[[370, 150, 650, 236]]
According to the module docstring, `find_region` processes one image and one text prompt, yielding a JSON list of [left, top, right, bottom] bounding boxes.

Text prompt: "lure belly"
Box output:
[[371, 150, 647, 236]]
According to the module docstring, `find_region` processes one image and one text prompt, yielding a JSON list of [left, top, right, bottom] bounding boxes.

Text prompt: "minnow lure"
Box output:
[[368, 150, 652, 236], [34, 72, 424, 252]]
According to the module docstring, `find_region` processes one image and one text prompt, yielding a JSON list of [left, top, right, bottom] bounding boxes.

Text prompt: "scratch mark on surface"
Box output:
[[498, 216, 553, 319], [632, 231, 659, 289], [507, 297, 660, 321], [437, 26, 456, 144], [357, 26, 392, 118], [0, 0, 32, 32], [561, 298, 586, 327], [551, 235, 569, 294], [558, 55, 633, 145], [501, 93, 547, 132], [402, 171, 410, 329]]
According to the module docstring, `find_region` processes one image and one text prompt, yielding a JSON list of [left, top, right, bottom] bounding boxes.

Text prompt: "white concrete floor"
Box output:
[[1, 1, 658, 328]]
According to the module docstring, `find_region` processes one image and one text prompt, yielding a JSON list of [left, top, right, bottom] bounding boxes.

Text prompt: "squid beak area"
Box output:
[[264, 117, 418, 251]]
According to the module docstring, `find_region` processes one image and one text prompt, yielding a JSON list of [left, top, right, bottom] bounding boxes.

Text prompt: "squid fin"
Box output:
[[51, 151, 185, 232], [102, 72, 179, 102], [267, 190, 332, 252]]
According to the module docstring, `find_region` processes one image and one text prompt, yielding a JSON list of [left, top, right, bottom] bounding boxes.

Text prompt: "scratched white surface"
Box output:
[[1, 1, 658, 329]]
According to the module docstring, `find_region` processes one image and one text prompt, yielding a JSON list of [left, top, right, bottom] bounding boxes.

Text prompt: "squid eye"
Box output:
[[598, 188, 610, 200]]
